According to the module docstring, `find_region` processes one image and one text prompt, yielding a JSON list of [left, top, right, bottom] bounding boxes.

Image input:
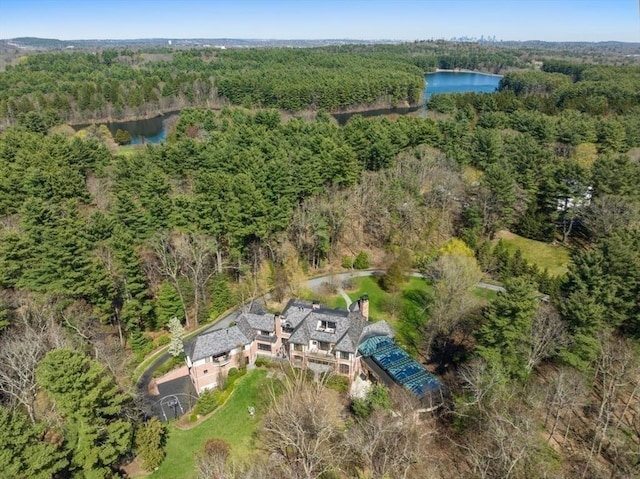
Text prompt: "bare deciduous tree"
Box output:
[[345, 390, 434, 479], [0, 295, 66, 422], [149, 232, 218, 328], [422, 253, 482, 359], [260, 371, 346, 479], [582, 194, 640, 239], [543, 366, 587, 445], [525, 303, 569, 374], [582, 334, 640, 478], [196, 438, 231, 479]]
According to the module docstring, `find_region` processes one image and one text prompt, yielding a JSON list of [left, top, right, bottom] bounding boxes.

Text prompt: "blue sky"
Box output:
[[0, 0, 638, 42]]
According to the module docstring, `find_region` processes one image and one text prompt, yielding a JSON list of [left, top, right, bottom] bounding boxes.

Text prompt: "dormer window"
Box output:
[[317, 320, 336, 333]]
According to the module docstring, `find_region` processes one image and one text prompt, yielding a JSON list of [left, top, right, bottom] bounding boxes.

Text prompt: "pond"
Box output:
[[74, 111, 178, 145], [76, 71, 503, 137], [334, 70, 502, 124], [424, 70, 502, 100]]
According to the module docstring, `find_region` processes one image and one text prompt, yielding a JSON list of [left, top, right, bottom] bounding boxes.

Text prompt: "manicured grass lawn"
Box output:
[[495, 230, 571, 277], [340, 275, 433, 327], [149, 369, 272, 479]]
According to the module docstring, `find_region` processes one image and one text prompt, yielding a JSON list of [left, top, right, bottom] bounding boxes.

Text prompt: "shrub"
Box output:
[[324, 375, 349, 393], [350, 384, 390, 419], [189, 413, 198, 422], [255, 357, 271, 368], [154, 334, 171, 347], [227, 368, 239, 379], [353, 251, 370, 269], [135, 417, 167, 471], [195, 390, 218, 416], [341, 255, 354, 269]]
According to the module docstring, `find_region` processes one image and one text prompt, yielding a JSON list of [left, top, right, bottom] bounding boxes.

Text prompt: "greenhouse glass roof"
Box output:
[[358, 335, 441, 396]]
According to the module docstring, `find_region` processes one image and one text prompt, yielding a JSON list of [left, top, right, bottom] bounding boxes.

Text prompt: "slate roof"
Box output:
[[186, 326, 252, 362], [280, 299, 314, 329], [237, 312, 275, 333], [362, 320, 395, 341], [282, 300, 385, 353]]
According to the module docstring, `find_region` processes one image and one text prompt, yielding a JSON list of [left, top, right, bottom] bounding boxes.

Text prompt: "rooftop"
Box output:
[[359, 335, 441, 397], [186, 326, 251, 362]]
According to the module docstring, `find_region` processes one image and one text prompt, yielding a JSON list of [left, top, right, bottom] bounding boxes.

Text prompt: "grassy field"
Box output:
[[116, 144, 144, 157], [302, 274, 499, 327], [149, 369, 273, 479], [301, 275, 433, 327], [495, 230, 571, 277]]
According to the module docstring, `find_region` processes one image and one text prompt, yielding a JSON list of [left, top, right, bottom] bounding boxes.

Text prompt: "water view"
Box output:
[[424, 71, 502, 100], [105, 112, 176, 144], [88, 72, 503, 137]]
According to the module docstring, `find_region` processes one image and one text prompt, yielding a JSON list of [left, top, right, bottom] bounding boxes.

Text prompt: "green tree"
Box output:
[[0, 405, 68, 479], [36, 349, 133, 478], [135, 418, 166, 471], [155, 281, 185, 328], [114, 128, 132, 145], [475, 277, 539, 380]]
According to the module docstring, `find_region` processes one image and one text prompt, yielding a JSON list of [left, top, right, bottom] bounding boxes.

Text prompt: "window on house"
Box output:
[[293, 355, 302, 364], [318, 341, 331, 351], [339, 364, 350, 374], [317, 320, 336, 332], [258, 343, 271, 352], [294, 344, 303, 351], [339, 351, 350, 360], [259, 330, 272, 336], [203, 369, 208, 374]]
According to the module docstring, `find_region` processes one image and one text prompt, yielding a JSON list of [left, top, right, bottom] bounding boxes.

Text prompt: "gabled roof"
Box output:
[[283, 300, 373, 353], [237, 312, 275, 333], [186, 326, 252, 362]]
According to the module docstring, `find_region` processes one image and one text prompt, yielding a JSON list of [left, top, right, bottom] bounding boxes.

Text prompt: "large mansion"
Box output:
[[185, 297, 441, 400]]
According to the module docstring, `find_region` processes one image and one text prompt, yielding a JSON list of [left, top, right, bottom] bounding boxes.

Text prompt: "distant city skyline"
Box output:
[[1, 0, 639, 43]]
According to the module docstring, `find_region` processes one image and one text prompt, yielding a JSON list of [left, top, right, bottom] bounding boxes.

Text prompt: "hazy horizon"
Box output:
[[1, 0, 639, 43]]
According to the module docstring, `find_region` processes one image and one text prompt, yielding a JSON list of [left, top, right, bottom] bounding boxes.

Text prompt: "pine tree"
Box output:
[[135, 418, 167, 471], [475, 277, 539, 380], [36, 349, 133, 478], [156, 281, 185, 328], [0, 405, 68, 479]]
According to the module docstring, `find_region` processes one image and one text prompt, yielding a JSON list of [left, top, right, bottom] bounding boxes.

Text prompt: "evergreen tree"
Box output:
[[36, 349, 133, 478], [475, 277, 539, 380], [135, 418, 166, 471], [156, 281, 185, 328], [0, 405, 68, 479]]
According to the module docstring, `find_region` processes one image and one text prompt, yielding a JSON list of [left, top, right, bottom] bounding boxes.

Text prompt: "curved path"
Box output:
[[136, 269, 506, 416]]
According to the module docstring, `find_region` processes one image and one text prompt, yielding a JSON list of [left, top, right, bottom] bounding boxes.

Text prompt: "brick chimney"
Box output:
[[274, 312, 281, 336], [359, 295, 369, 321]]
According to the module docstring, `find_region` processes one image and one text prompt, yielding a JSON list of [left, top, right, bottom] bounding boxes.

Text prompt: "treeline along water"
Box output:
[[89, 72, 502, 142]]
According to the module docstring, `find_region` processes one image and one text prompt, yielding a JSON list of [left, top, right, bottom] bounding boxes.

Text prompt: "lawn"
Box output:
[[149, 369, 273, 479], [302, 275, 434, 327], [494, 230, 571, 277]]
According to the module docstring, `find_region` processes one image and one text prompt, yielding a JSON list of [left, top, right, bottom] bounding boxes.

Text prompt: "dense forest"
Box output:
[[0, 41, 639, 479], [2, 39, 621, 127]]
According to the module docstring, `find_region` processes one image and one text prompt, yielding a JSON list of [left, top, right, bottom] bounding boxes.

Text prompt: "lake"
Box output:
[[107, 114, 171, 144], [424, 71, 502, 100], [79, 71, 503, 138]]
